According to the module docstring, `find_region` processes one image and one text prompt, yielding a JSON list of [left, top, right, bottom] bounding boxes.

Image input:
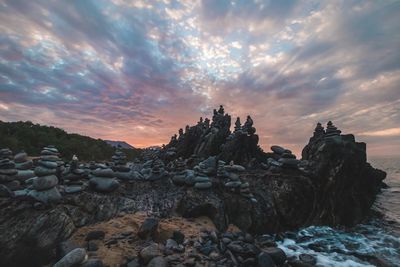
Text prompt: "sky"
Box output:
[[0, 0, 399, 156]]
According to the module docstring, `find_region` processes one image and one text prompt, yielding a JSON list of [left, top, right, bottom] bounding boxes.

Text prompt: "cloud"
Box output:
[[0, 0, 399, 156]]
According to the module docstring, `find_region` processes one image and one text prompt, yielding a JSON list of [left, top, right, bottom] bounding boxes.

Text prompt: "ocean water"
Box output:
[[277, 156, 400, 266]]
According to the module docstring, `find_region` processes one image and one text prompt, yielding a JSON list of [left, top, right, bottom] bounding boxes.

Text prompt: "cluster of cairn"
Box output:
[[14, 151, 35, 182], [218, 160, 256, 202], [89, 167, 119, 193], [28, 145, 62, 204], [192, 156, 216, 190], [112, 148, 133, 180]]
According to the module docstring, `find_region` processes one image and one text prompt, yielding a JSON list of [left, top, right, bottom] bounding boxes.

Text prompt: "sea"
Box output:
[[277, 156, 400, 266]]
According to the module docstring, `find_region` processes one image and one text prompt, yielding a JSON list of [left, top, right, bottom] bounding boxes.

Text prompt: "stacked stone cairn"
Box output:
[[62, 155, 87, 193], [28, 145, 62, 204], [313, 122, 325, 139], [192, 156, 216, 190], [89, 166, 119, 193], [325, 121, 342, 139], [14, 151, 35, 183], [146, 159, 167, 181], [0, 148, 18, 196], [269, 145, 300, 170], [172, 157, 189, 185], [219, 160, 256, 202], [112, 148, 132, 180]]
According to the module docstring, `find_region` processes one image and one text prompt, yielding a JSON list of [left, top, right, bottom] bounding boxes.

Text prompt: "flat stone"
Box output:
[[53, 248, 87, 267], [92, 168, 114, 177], [271, 145, 286, 155], [34, 166, 57, 176], [0, 168, 17, 175], [40, 155, 60, 162], [28, 186, 62, 204], [224, 165, 246, 172], [14, 152, 28, 163], [15, 161, 33, 170], [64, 186, 83, 194], [38, 160, 58, 169], [225, 181, 242, 188], [32, 175, 58, 190], [194, 176, 210, 183], [89, 177, 119, 193], [0, 184, 13, 197], [5, 180, 20, 190], [0, 174, 16, 183], [194, 181, 212, 189], [0, 161, 16, 169]]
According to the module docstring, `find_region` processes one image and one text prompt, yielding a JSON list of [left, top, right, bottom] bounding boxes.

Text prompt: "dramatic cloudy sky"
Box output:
[[0, 0, 399, 156]]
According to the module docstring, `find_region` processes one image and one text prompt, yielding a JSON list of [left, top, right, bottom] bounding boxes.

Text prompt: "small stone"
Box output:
[[138, 217, 159, 240], [271, 145, 286, 155], [53, 248, 87, 267], [172, 230, 185, 244], [85, 230, 105, 241], [140, 243, 162, 263], [194, 181, 212, 189], [165, 239, 178, 249], [87, 241, 98, 251], [80, 259, 104, 267], [257, 251, 276, 267], [92, 168, 115, 177], [147, 256, 168, 267], [299, 253, 317, 266]]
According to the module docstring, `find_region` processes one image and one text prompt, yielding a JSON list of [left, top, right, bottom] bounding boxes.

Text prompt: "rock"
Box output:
[[147, 256, 167, 267], [271, 146, 286, 155], [80, 259, 104, 267], [172, 230, 185, 244], [34, 166, 56, 176], [140, 243, 162, 263], [15, 170, 35, 182], [53, 248, 87, 267], [165, 239, 178, 250], [85, 230, 105, 241], [92, 168, 114, 177], [257, 252, 276, 267], [138, 217, 159, 240], [87, 240, 98, 251], [126, 259, 140, 267], [57, 241, 80, 259], [299, 254, 316, 266], [194, 181, 212, 189], [28, 186, 62, 204], [39, 160, 58, 169], [0, 184, 13, 197], [64, 186, 83, 194], [89, 177, 119, 193], [263, 247, 286, 265], [32, 175, 58, 190]]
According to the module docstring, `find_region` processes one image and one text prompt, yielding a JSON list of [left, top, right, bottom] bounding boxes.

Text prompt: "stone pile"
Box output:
[[14, 151, 35, 183], [325, 121, 342, 138], [192, 156, 216, 190], [62, 155, 87, 194], [0, 148, 19, 195], [270, 145, 300, 170], [171, 157, 189, 185], [89, 167, 119, 193], [112, 148, 132, 180], [221, 161, 256, 201], [28, 145, 62, 204], [146, 159, 167, 181]]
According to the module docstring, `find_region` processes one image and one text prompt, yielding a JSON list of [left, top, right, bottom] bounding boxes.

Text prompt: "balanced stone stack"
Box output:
[[172, 157, 188, 185], [193, 163, 212, 190], [217, 160, 227, 179], [112, 149, 132, 180], [146, 159, 167, 181], [14, 151, 35, 183], [0, 148, 19, 194], [325, 121, 342, 138], [313, 122, 325, 138], [28, 146, 62, 204], [224, 161, 243, 190], [89, 168, 119, 193], [62, 155, 87, 194]]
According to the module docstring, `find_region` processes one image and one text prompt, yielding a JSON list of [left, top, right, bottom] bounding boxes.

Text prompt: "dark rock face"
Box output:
[[301, 122, 386, 226]]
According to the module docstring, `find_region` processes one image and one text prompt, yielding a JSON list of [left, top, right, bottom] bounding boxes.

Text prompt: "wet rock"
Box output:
[[53, 248, 87, 267], [140, 243, 162, 264], [80, 259, 104, 267], [147, 256, 167, 267], [138, 217, 159, 240], [257, 252, 276, 267], [298, 254, 316, 266], [263, 247, 286, 266]]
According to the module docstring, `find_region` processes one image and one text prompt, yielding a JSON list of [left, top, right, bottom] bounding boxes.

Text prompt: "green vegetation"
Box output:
[[0, 121, 141, 161]]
